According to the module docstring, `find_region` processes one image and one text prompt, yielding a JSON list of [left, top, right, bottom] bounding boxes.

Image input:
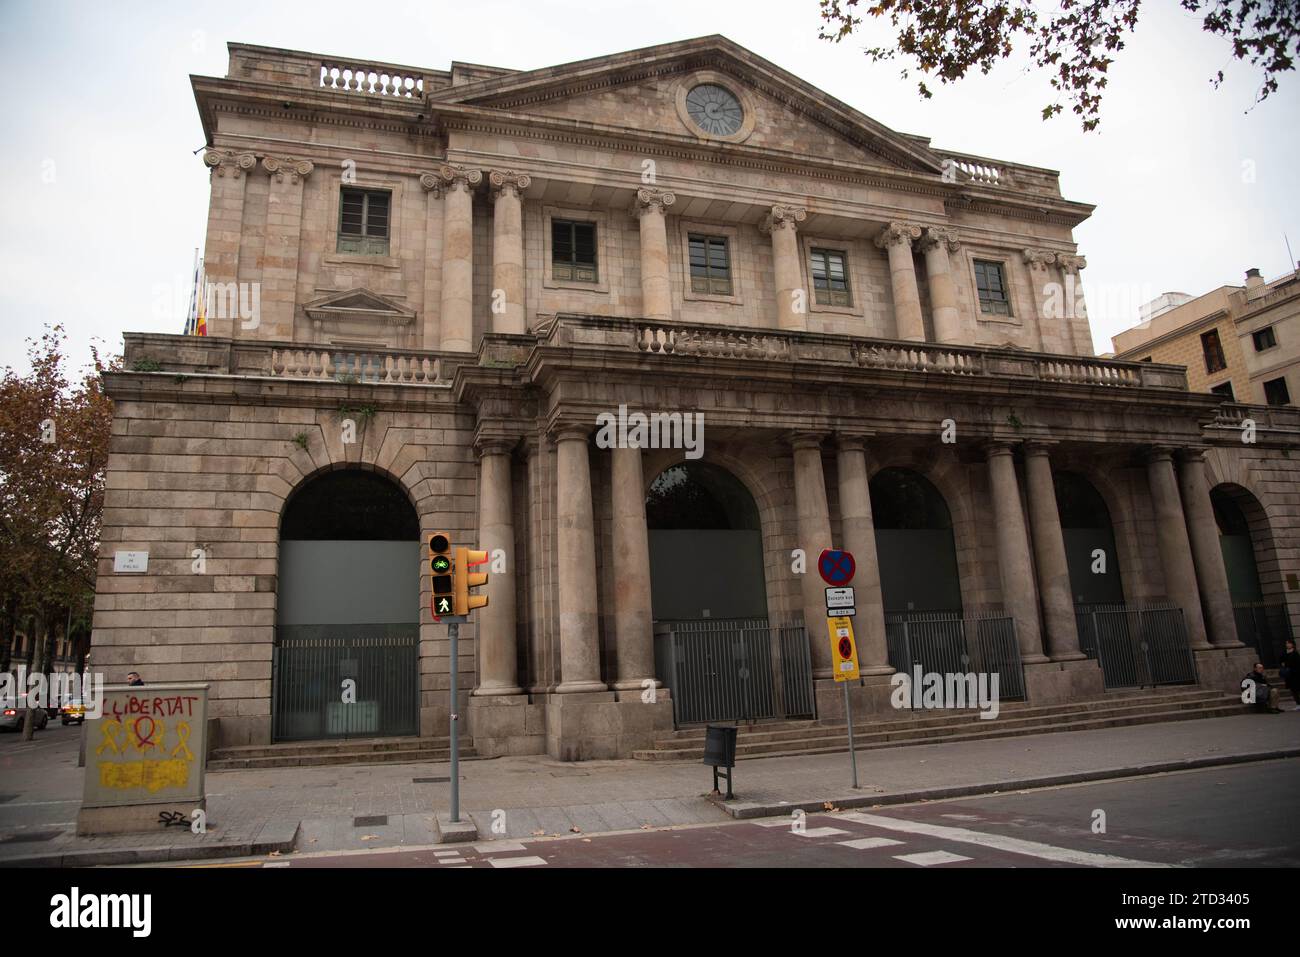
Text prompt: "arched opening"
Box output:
[[274, 469, 420, 741], [1055, 471, 1124, 604], [1213, 484, 1290, 665], [869, 467, 961, 613]]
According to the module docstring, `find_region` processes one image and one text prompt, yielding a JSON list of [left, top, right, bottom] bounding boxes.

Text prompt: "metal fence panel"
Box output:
[[885, 610, 1025, 702], [1075, 603, 1197, 689]]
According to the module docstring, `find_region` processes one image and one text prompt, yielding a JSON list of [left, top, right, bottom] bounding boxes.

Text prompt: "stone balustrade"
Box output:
[[318, 61, 426, 98], [1210, 402, 1300, 435], [270, 347, 448, 384]]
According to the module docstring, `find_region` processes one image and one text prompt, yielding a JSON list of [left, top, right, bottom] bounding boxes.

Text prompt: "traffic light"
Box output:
[[429, 533, 454, 618], [454, 547, 489, 617]]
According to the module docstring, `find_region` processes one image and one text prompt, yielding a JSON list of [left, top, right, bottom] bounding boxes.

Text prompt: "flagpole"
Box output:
[[184, 247, 199, 335]]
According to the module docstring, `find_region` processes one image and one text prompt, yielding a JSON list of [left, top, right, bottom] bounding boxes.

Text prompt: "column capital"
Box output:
[[488, 169, 531, 199], [985, 439, 1019, 459], [1022, 440, 1060, 458], [834, 431, 874, 453], [760, 204, 807, 234], [261, 155, 314, 183], [437, 163, 483, 193], [1057, 253, 1087, 273], [419, 171, 443, 195], [1022, 248, 1058, 270], [1176, 446, 1210, 464], [1144, 445, 1176, 465], [474, 434, 521, 458], [918, 226, 961, 253], [787, 431, 826, 452], [549, 422, 591, 444], [875, 221, 923, 250], [203, 149, 257, 178], [631, 187, 676, 216]]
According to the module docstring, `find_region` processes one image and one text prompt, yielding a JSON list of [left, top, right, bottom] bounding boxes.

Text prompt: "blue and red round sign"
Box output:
[[818, 549, 856, 586]]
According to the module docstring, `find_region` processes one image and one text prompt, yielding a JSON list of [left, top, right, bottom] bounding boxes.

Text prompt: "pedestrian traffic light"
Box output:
[[454, 547, 489, 617], [429, 533, 455, 618]]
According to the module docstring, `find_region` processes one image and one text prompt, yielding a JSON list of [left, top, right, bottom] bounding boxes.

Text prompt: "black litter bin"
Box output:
[[703, 724, 738, 799]]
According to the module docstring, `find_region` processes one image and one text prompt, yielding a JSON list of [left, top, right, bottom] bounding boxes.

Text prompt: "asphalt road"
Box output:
[[185, 758, 1300, 869]]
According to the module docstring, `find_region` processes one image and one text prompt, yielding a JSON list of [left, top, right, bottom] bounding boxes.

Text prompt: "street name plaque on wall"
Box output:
[[77, 682, 209, 836]]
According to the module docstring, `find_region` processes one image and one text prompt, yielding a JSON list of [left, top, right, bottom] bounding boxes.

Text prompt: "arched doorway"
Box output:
[[869, 467, 961, 613], [273, 469, 420, 741], [1213, 485, 1290, 666], [1055, 472, 1124, 604]]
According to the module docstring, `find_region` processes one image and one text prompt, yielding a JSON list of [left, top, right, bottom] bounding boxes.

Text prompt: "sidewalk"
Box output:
[[2, 711, 1296, 865]]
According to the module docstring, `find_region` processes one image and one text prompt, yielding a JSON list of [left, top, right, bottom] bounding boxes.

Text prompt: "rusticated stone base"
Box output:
[[814, 673, 899, 723], [1023, 657, 1106, 705], [543, 688, 674, 761], [1194, 645, 1260, 698], [466, 694, 547, 757], [77, 799, 207, 837]]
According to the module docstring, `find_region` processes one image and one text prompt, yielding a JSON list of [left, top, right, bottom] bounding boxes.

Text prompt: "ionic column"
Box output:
[[763, 205, 808, 332], [489, 170, 530, 335], [632, 188, 675, 321], [876, 222, 925, 341], [1023, 443, 1085, 660], [610, 444, 657, 689], [1145, 448, 1212, 650], [919, 227, 964, 344], [200, 149, 257, 338], [553, 425, 606, 693], [1177, 449, 1242, 648], [987, 442, 1048, 663], [473, 437, 522, 695], [1058, 254, 1092, 356], [790, 433, 834, 677], [259, 155, 314, 341], [437, 163, 482, 352], [835, 435, 890, 674]]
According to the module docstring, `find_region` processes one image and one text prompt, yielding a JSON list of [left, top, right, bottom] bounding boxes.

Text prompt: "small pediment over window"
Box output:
[[305, 288, 416, 327]]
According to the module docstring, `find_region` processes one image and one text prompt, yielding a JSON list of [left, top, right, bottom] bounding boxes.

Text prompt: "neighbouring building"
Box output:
[[92, 37, 1300, 761]]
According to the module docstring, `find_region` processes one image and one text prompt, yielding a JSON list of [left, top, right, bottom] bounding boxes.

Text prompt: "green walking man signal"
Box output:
[[427, 532, 489, 620]]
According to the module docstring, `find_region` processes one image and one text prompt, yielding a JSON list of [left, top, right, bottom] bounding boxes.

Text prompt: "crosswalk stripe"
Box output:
[[489, 856, 548, 868], [838, 837, 904, 850], [894, 851, 972, 866], [792, 827, 851, 839]]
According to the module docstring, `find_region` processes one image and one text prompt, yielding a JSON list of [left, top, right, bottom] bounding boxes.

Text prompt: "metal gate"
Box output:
[[1234, 603, 1294, 668], [272, 629, 419, 741], [655, 619, 815, 726], [885, 610, 1026, 701], [1075, 603, 1198, 690]]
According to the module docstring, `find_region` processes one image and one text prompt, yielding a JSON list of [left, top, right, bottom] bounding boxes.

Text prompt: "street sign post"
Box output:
[[819, 548, 860, 791], [818, 549, 856, 586]]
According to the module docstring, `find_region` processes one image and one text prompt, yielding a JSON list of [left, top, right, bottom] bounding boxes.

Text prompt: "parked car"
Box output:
[[60, 699, 86, 725], [0, 697, 49, 732]]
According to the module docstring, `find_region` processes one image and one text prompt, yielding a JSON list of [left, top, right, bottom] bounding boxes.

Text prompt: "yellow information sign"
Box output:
[[827, 616, 860, 682]]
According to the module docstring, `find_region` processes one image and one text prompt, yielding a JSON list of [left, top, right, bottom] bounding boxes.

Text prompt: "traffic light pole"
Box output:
[[448, 619, 461, 823]]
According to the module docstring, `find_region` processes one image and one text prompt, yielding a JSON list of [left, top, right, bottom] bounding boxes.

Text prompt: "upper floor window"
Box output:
[[810, 248, 852, 306], [973, 260, 1011, 316], [337, 188, 390, 255], [689, 233, 732, 296], [552, 219, 597, 282], [1253, 326, 1278, 351], [1210, 381, 1235, 400], [1264, 376, 1291, 406], [1201, 329, 1227, 373]]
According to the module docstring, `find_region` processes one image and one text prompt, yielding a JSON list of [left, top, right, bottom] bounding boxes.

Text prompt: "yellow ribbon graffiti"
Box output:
[[96, 718, 124, 756], [171, 721, 193, 761]]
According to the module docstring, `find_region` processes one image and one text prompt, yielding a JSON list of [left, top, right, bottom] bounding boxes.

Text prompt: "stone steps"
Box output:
[[208, 736, 476, 771], [631, 690, 1251, 761]]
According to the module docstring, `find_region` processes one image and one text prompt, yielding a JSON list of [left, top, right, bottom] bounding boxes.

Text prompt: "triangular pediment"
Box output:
[[431, 36, 942, 174], [304, 288, 415, 324]]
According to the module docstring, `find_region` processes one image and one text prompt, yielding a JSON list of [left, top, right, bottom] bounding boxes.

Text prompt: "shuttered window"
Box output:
[[337, 188, 391, 255], [552, 220, 597, 282], [810, 248, 851, 306], [974, 260, 1011, 316], [689, 234, 732, 295]]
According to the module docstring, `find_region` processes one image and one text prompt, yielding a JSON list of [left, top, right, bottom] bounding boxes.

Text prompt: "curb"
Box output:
[[1, 820, 301, 868], [710, 748, 1300, 819]]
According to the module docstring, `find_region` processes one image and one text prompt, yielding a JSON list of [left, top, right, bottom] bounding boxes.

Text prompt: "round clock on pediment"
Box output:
[[685, 83, 744, 137]]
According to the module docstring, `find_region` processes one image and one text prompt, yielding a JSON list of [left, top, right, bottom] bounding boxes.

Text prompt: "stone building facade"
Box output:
[[93, 37, 1300, 760]]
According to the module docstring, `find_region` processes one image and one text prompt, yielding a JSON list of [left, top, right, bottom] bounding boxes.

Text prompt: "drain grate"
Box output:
[[353, 815, 388, 828], [412, 777, 450, 784]]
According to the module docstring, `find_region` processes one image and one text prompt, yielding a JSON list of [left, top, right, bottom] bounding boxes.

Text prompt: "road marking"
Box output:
[[941, 814, 982, 821], [753, 819, 796, 828], [433, 850, 462, 858], [488, 856, 547, 868], [838, 837, 904, 850], [895, 850, 972, 866], [264, 862, 291, 868], [792, 827, 852, 839], [836, 811, 1172, 868], [473, 841, 526, 853]]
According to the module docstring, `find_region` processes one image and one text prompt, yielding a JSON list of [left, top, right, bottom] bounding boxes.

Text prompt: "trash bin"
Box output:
[[703, 724, 738, 799]]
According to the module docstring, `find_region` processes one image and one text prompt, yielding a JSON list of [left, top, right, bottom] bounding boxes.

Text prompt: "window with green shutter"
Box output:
[[810, 248, 851, 306], [552, 219, 597, 282], [689, 233, 732, 295], [974, 260, 1011, 316], [337, 188, 391, 255]]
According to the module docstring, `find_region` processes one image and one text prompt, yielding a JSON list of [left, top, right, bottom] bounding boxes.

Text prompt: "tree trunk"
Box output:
[[21, 608, 47, 741], [0, 596, 15, 674]]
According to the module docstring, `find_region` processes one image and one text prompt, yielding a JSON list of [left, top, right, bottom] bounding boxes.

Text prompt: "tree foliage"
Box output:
[[818, 0, 1300, 130]]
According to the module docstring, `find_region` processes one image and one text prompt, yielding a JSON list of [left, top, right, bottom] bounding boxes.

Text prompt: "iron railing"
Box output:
[[1075, 603, 1197, 690], [1234, 602, 1294, 669], [272, 628, 419, 741], [884, 610, 1025, 701], [654, 618, 815, 726]]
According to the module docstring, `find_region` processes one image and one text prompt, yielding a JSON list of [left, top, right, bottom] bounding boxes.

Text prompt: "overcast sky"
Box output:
[[1, 0, 1296, 375]]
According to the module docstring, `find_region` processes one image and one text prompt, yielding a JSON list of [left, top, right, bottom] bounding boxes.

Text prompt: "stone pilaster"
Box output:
[[790, 432, 834, 677], [632, 188, 675, 321], [835, 435, 890, 675], [1146, 447, 1212, 650], [437, 164, 482, 352], [489, 170, 530, 335], [919, 227, 963, 344], [986, 442, 1048, 663], [1058, 254, 1092, 356], [553, 425, 606, 693], [473, 436, 523, 696], [1023, 443, 1084, 660], [419, 173, 445, 350], [610, 444, 657, 690], [876, 222, 925, 341], [259, 155, 314, 341], [1178, 448, 1242, 648], [200, 149, 257, 339], [762, 204, 808, 331]]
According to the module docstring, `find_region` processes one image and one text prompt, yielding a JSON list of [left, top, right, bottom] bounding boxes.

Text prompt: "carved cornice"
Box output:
[[261, 155, 314, 183], [631, 187, 677, 217], [202, 149, 257, 178], [488, 169, 532, 199], [875, 221, 923, 250], [438, 163, 483, 193], [759, 204, 808, 235], [1023, 248, 1058, 270], [918, 226, 961, 254]]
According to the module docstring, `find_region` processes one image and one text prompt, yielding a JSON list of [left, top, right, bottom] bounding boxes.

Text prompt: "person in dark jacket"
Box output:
[[1281, 640, 1300, 712], [126, 672, 144, 687], [1243, 662, 1281, 713]]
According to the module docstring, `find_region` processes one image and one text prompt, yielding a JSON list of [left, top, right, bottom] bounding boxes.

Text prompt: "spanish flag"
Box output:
[[194, 266, 208, 337]]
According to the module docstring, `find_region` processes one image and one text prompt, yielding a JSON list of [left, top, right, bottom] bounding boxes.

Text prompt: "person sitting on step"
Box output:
[[1242, 662, 1281, 714]]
